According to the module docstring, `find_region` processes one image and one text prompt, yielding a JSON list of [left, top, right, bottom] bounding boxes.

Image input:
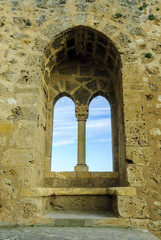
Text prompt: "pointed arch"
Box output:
[[43, 25, 126, 185]]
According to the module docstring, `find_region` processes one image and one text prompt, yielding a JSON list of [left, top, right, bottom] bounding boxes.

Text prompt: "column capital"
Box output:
[[75, 105, 88, 121]]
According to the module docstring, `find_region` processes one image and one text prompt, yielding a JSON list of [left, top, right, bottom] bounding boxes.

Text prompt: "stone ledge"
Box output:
[[44, 171, 119, 179], [40, 213, 128, 228], [21, 187, 137, 198]]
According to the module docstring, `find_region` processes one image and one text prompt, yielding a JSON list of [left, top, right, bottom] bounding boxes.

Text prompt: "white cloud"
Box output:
[[54, 125, 77, 131], [53, 138, 77, 147], [87, 118, 111, 128], [89, 107, 111, 117], [94, 138, 111, 143]]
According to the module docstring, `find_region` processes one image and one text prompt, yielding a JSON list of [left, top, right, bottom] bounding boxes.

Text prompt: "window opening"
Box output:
[[86, 96, 112, 171], [51, 96, 77, 171]]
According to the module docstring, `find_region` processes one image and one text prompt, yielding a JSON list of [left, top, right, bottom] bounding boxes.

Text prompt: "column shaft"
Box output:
[[78, 120, 86, 165], [74, 120, 88, 171]]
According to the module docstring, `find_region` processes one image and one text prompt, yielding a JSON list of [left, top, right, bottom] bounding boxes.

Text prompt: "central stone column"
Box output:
[[74, 105, 88, 171]]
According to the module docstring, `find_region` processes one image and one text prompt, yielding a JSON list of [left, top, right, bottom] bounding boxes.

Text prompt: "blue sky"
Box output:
[[51, 96, 112, 172]]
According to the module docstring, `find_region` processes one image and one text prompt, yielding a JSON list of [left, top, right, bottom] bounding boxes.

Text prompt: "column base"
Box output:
[[74, 164, 89, 172]]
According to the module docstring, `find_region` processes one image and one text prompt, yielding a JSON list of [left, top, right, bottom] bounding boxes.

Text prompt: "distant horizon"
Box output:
[[51, 96, 112, 172]]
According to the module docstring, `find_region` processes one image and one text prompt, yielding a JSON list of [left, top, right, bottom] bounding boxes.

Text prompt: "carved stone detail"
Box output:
[[75, 105, 89, 121]]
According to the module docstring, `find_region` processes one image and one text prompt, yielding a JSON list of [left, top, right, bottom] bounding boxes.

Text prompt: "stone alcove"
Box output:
[[40, 26, 126, 187]]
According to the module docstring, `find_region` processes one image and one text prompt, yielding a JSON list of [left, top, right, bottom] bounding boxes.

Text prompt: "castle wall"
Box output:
[[0, 0, 161, 238]]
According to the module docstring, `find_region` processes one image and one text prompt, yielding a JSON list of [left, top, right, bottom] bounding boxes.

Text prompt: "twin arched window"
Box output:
[[51, 96, 112, 172]]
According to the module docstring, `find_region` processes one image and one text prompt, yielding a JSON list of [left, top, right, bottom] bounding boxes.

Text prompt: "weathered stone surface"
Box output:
[[20, 198, 42, 219], [74, 87, 90, 104], [117, 196, 150, 219], [127, 165, 146, 187], [125, 121, 148, 146], [102, 23, 118, 36], [44, 171, 119, 188], [0, 124, 12, 133], [0, 1, 161, 238], [0, 227, 158, 240], [148, 220, 161, 231], [128, 218, 149, 230], [13, 122, 36, 148], [2, 149, 36, 167], [150, 128, 161, 136], [51, 195, 112, 212], [126, 147, 154, 165], [21, 187, 136, 197], [151, 174, 161, 184]]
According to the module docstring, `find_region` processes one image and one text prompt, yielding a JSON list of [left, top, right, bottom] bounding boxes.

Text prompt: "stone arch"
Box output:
[[88, 91, 111, 105], [41, 25, 126, 185], [42, 25, 122, 88], [53, 92, 75, 106]]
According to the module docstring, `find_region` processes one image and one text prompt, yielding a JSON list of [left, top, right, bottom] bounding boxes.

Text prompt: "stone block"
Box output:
[[0, 124, 12, 133], [50, 195, 112, 212], [7, 106, 37, 122], [124, 91, 141, 103], [59, 66, 78, 75], [74, 87, 90, 104], [124, 103, 145, 121], [86, 80, 98, 91], [25, 54, 44, 67], [151, 174, 161, 184], [13, 122, 36, 148], [52, 36, 63, 50], [18, 69, 41, 85], [128, 219, 149, 229], [127, 165, 146, 186], [145, 64, 160, 76], [42, 24, 60, 39], [0, 136, 7, 147], [107, 187, 137, 197], [2, 149, 36, 167], [125, 121, 148, 146], [18, 167, 35, 188], [2, 178, 17, 200], [117, 196, 150, 219], [74, 164, 89, 172], [20, 198, 43, 219], [148, 220, 161, 231], [32, 38, 49, 53], [150, 128, 161, 136], [114, 32, 131, 49], [102, 23, 118, 36], [126, 147, 154, 165], [80, 66, 92, 76]]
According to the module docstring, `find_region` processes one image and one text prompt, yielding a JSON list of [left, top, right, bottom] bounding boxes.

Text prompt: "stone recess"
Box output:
[[0, 0, 161, 239]]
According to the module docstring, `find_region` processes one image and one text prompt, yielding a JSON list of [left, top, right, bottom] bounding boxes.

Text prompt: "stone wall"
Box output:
[[0, 0, 161, 238]]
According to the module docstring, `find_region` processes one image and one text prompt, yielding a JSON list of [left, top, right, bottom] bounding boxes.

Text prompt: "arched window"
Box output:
[[51, 96, 77, 171], [86, 96, 112, 171]]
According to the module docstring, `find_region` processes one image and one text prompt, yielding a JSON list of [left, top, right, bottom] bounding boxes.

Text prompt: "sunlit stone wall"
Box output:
[[0, 0, 161, 238]]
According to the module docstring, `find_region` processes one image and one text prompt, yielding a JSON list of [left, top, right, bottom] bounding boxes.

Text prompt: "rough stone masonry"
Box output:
[[0, 0, 161, 239]]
